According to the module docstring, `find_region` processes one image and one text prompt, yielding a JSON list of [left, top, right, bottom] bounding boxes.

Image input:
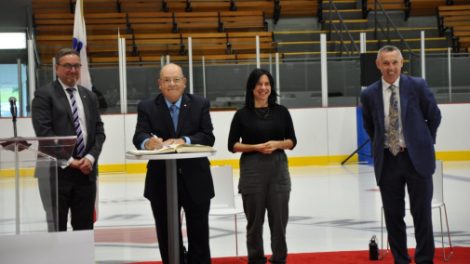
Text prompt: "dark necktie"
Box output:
[[388, 85, 401, 156], [66, 88, 85, 157], [169, 104, 178, 132]]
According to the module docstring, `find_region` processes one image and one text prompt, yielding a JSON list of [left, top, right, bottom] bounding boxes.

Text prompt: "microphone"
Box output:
[[9, 97, 18, 137], [9, 96, 17, 119]]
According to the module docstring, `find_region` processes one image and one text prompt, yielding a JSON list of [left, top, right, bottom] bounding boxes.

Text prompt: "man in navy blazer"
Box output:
[[361, 45, 441, 264], [133, 63, 215, 264], [32, 48, 106, 231]]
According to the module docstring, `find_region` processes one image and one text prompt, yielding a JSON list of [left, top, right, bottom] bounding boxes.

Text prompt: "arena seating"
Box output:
[[32, 0, 463, 65], [438, 4, 470, 50]]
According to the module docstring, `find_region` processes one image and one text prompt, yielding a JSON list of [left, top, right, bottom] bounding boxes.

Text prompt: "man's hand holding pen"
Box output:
[[145, 133, 164, 150]]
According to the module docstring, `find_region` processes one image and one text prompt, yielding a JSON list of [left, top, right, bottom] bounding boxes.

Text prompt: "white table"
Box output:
[[126, 152, 214, 264]]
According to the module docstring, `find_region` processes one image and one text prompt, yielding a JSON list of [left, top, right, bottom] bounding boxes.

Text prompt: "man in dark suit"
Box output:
[[133, 63, 215, 264], [361, 45, 441, 264], [32, 48, 106, 231]]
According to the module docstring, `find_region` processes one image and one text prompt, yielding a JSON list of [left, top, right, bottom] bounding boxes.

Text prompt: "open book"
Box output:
[[127, 144, 215, 155]]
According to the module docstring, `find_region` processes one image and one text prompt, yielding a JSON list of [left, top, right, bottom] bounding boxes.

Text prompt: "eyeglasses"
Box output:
[[161, 77, 184, 85], [58, 63, 82, 70]]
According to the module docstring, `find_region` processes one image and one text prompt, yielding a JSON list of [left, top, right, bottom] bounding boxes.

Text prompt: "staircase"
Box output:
[[274, 0, 450, 60]]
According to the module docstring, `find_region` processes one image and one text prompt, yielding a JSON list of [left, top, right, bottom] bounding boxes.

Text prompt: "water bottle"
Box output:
[[369, 235, 379, 260]]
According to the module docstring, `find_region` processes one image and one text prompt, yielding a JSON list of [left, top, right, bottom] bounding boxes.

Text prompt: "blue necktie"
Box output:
[[170, 104, 178, 132], [66, 88, 85, 157]]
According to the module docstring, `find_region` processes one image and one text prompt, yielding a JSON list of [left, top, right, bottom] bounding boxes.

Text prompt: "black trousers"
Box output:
[[150, 182, 211, 264], [38, 167, 96, 231], [239, 151, 291, 264], [380, 149, 435, 264], [242, 190, 290, 264]]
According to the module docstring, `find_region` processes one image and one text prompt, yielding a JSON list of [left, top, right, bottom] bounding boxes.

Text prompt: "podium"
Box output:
[[126, 151, 214, 264], [0, 136, 76, 235]]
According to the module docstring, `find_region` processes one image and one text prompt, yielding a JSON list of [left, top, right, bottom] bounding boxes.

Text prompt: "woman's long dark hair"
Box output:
[[244, 68, 278, 109]]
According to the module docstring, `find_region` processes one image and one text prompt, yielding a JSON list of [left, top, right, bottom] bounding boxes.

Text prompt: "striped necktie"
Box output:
[[66, 88, 85, 157], [387, 85, 401, 156]]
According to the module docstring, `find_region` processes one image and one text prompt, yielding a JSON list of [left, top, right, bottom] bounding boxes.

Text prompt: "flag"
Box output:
[[72, 0, 92, 90], [73, 0, 98, 222]]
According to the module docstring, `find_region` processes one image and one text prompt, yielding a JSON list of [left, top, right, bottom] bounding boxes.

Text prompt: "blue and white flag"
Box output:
[[72, 0, 92, 90], [73, 1, 98, 222]]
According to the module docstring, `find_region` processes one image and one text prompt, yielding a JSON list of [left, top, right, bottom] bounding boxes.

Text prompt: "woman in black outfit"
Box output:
[[228, 68, 297, 264]]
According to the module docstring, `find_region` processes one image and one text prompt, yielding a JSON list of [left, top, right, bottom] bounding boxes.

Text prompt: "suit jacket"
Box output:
[[360, 74, 441, 183], [133, 93, 215, 204], [32, 80, 106, 181]]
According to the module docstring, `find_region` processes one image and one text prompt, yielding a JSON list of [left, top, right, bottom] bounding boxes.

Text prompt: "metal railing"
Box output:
[[325, 0, 360, 55], [369, 0, 412, 55]]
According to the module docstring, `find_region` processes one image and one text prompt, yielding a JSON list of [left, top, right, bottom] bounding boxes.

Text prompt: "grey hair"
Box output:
[[377, 45, 403, 60]]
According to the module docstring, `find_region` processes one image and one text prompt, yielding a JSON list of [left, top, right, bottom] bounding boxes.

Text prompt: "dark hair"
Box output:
[[244, 68, 277, 109], [55, 48, 79, 64]]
